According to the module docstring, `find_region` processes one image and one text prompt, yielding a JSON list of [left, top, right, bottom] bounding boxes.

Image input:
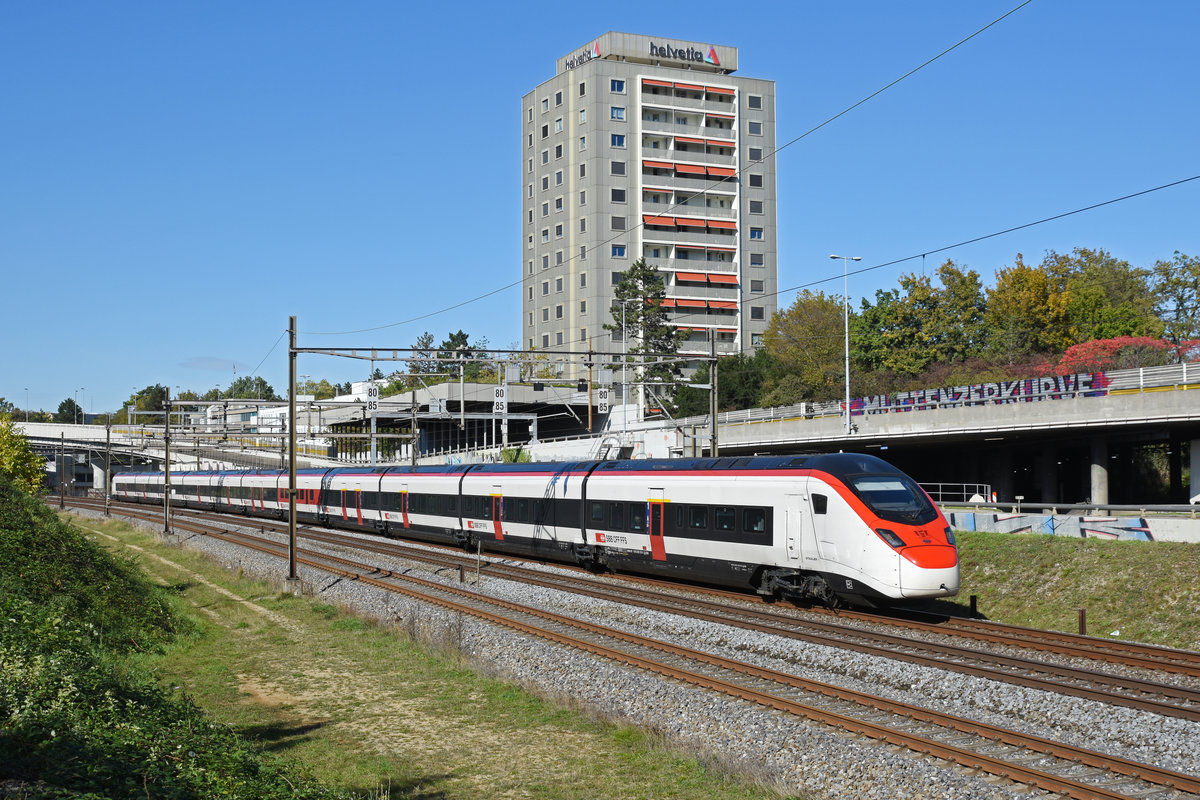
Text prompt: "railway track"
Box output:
[[68, 500, 1200, 798], [71, 500, 1200, 800], [70, 499, 1200, 720]]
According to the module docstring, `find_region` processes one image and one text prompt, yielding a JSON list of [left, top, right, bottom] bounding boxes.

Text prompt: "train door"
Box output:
[[400, 484, 410, 529], [809, 492, 837, 563], [353, 490, 363, 525], [784, 494, 802, 561], [648, 489, 666, 562], [491, 488, 504, 541]]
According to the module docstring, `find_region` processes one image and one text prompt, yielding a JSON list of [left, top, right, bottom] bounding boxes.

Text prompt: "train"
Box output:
[[111, 453, 959, 607]]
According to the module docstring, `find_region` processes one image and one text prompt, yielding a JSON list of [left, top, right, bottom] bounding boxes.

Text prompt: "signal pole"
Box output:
[[163, 388, 171, 534], [287, 315, 299, 589]]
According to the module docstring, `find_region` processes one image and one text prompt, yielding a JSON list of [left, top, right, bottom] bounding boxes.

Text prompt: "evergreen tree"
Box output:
[[604, 258, 685, 412]]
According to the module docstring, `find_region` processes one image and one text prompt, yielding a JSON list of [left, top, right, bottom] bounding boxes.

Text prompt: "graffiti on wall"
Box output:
[[851, 372, 1112, 416], [946, 510, 1153, 541]]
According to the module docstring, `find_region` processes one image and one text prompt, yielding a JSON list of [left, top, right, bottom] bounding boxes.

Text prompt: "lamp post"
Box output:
[[830, 255, 861, 435], [24, 387, 28, 422], [74, 387, 84, 425]]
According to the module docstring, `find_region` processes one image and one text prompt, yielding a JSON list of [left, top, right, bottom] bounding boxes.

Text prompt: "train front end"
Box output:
[[810, 454, 960, 603], [847, 467, 959, 600]]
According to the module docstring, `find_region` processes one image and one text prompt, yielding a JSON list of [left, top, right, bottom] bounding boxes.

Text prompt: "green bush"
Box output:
[[0, 476, 356, 798], [0, 477, 179, 654]]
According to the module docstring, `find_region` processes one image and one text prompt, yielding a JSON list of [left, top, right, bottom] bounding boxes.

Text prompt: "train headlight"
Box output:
[[874, 528, 905, 549], [944, 526, 956, 545]]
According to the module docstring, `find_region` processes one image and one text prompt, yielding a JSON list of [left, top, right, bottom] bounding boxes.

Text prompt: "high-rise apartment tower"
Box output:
[[521, 32, 778, 376]]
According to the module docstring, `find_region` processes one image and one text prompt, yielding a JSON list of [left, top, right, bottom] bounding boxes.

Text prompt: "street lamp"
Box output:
[[24, 387, 28, 422], [74, 387, 84, 425], [830, 255, 861, 435]]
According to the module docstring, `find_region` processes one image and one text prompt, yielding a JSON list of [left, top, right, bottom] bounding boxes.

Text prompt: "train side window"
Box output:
[[519, 498, 531, 521], [590, 501, 605, 523], [364, 491, 378, 509], [812, 494, 828, 514], [688, 505, 708, 529], [714, 507, 736, 531], [674, 505, 686, 529], [609, 502, 624, 531], [446, 495, 458, 515], [743, 508, 767, 533], [628, 503, 646, 532]]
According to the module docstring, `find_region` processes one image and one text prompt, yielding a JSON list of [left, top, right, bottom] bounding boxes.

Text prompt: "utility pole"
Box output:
[[104, 417, 111, 516], [410, 387, 418, 466], [59, 433, 65, 509], [586, 340, 594, 433], [709, 336, 719, 457], [287, 315, 299, 588], [163, 387, 171, 534]]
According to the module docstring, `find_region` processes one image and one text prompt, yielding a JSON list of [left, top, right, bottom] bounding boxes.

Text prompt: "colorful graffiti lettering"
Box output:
[[850, 372, 1110, 416]]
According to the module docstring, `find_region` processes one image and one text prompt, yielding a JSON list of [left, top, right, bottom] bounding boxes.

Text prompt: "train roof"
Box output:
[[113, 453, 906, 481]]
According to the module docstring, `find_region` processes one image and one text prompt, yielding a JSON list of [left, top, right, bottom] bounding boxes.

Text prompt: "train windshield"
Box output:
[[849, 475, 938, 526]]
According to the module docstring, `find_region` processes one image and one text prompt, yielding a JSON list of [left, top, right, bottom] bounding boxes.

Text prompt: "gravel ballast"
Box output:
[[86, 510, 1200, 799]]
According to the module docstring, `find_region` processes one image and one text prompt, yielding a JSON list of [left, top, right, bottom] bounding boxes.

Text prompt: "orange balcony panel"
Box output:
[[675, 217, 706, 228], [707, 219, 738, 230], [676, 271, 707, 283], [706, 166, 736, 177], [675, 163, 707, 175], [675, 136, 706, 145], [674, 82, 704, 91], [644, 159, 675, 170], [676, 298, 707, 308], [708, 300, 738, 309], [643, 215, 676, 226], [706, 86, 736, 96], [706, 112, 736, 120], [707, 273, 739, 285], [643, 78, 674, 88]]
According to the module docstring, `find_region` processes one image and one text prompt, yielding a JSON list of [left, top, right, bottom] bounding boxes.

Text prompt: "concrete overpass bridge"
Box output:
[[685, 364, 1200, 506], [19, 363, 1199, 506]]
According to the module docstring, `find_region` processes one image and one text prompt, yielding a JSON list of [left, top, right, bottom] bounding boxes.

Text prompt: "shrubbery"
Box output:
[[0, 477, 354, 798]]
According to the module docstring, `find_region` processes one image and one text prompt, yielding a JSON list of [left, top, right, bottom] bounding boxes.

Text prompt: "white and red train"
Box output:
[[112, 453, 959, 607]]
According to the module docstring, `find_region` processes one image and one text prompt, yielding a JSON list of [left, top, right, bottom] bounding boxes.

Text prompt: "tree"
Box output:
[[762, 289, 845, 402], [54, 397, 81, 424], [0, 398, 15, 416], [409, 331, 438, 378], [1056, 336, 1174, 373], [225, 376, 278, 401], [1043, 248, 1161, 342], [984, 254, 1069, 361], [297, 378, 337, 400], [854, 262, 987, 378], [435, 330, 491, 381], [1153, 251, 1200, 349], [605, 258, 685, 411], [925, 261, 988, 363], [0, 414, 45, 495]]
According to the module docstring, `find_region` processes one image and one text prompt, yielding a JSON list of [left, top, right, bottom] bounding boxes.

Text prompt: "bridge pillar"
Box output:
[[990, 448, 1014, 503], [1038, 445, 1058, 503], [1090, 438, 1109, 506], [1191, 439, 1200, 503]]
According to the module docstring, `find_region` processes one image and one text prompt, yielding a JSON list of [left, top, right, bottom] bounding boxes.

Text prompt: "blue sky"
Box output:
[[3, 1, 1197, 416]]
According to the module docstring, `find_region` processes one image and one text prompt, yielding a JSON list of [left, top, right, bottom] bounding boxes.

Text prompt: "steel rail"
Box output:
[[198, 523, 1200, 800]]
